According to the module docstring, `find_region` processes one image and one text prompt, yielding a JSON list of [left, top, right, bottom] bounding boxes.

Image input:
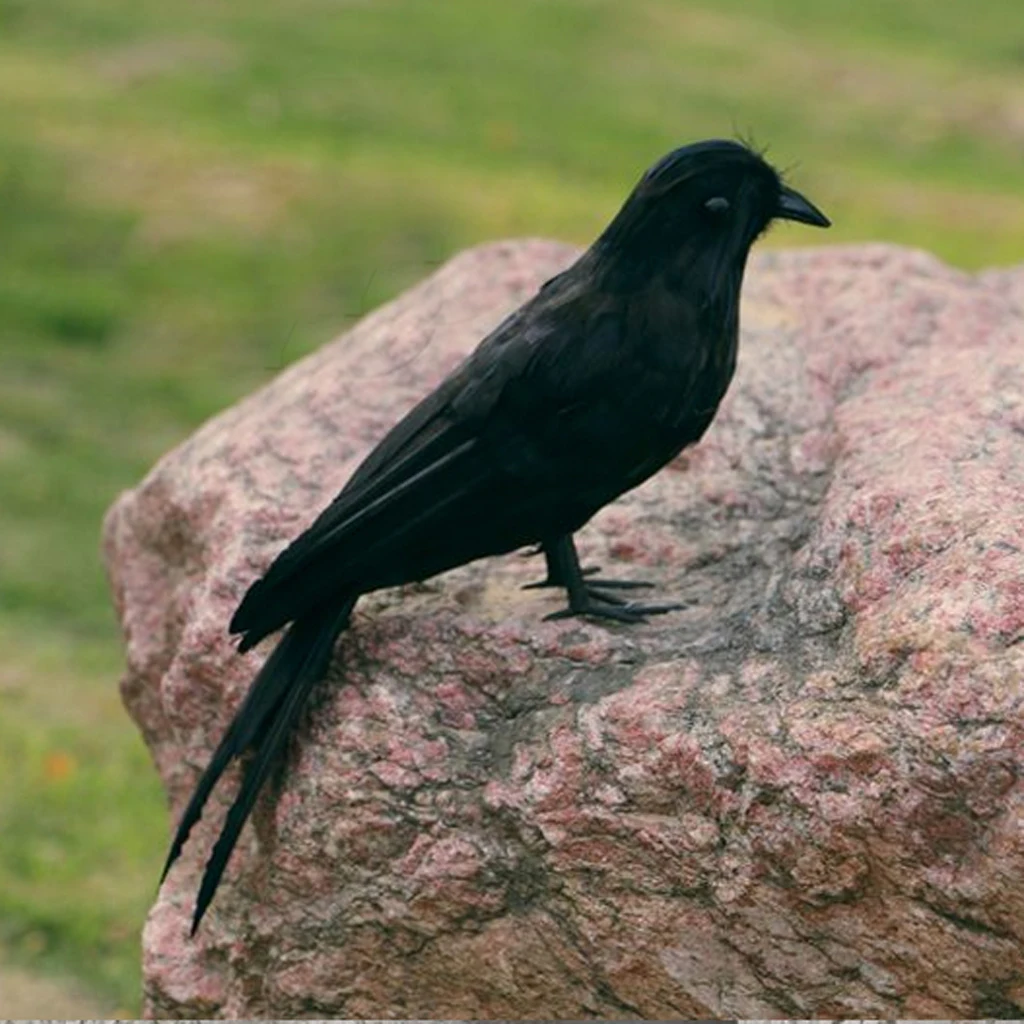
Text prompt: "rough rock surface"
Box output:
[[104, 239, 1024, 1019]]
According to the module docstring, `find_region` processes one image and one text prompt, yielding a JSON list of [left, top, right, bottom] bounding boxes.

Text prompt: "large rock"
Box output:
[[104, 239, 1024, 1019]]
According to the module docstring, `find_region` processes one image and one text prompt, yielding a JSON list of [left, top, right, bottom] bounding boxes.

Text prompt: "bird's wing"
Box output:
[[339, 304, 530, 494], [229, 302, 574, 647]]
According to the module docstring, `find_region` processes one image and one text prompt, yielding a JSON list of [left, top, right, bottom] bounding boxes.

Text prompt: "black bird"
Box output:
[[160, 138, 830, 933]]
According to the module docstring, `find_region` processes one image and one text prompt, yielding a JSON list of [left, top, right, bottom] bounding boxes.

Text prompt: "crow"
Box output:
[[160, 138, 830, 933]]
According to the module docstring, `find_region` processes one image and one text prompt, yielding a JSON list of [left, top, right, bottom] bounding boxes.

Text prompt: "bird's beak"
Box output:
[[777, 185, 831, 228]]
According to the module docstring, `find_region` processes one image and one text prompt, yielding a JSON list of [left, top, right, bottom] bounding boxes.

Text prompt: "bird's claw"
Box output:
[[523, 565, 652, 591], [579, 577, 654, 590], [544, 587, 685, 624], [522, 576, 557, 591]]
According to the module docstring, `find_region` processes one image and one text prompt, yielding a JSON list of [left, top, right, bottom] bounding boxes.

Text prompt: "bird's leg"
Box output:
[[522, 539, 599, 589], [522, 536, 653, 591], [527, 535, 684, 623]]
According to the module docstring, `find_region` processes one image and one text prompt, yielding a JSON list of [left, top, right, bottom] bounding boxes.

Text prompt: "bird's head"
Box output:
[[593, 138, 829, 293]]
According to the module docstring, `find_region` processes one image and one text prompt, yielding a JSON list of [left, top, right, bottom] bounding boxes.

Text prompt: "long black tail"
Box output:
[[159, 597, 356, 934]]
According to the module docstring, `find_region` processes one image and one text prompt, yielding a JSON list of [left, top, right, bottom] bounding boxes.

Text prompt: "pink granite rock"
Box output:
[[104, 239, 1024, 1019]]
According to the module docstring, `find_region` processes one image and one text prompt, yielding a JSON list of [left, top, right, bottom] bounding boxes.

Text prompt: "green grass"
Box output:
[[0, 621, 162, 1015], [0, 0, 1021, 1012]]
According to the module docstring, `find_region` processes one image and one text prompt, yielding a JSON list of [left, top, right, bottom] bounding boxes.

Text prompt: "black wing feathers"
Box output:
[[229, 305, 550, 648], [230, 431, 479, 647]]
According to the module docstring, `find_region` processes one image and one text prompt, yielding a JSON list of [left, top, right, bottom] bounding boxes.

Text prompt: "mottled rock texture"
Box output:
[[104, 240, 1024, 1019]]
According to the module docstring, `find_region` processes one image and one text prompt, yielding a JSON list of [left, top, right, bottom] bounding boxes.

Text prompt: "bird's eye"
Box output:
[[704, 196, 730, 214]]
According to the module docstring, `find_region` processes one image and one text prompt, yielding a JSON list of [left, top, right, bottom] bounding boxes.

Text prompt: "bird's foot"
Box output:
[[523, 565, 654, 592], [543, 586, 685, 624], [525, 536, 680, 622]]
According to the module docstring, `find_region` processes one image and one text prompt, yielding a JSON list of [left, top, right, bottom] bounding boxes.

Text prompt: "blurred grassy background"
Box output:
[[1, 0, 1022, 1013]]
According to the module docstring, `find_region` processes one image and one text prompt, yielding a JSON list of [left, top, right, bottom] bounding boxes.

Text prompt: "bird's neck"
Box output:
[[589, 233, 751, 306]]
